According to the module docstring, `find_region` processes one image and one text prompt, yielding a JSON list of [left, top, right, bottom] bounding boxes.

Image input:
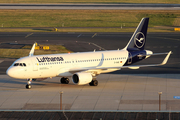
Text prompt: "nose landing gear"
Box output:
[[26, 79, 32, 89]]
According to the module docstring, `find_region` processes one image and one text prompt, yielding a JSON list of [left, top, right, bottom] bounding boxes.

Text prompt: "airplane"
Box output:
[[6, 18, 172, 89]]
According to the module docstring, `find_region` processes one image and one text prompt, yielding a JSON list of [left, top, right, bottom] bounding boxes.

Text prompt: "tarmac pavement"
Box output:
[[0, 74, 180, 111]]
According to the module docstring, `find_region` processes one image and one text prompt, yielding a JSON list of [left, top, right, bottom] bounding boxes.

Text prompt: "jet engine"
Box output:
[[72, 72, 92, 85]]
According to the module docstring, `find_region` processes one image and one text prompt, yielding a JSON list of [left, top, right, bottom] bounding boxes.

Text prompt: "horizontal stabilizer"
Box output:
[[122, 51, 172, 69], [161, 51, 172, 65], [137, 52, 170, 57], [128, 67, 139, 69]]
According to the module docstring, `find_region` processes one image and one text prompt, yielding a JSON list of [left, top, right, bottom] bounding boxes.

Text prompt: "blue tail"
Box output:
[[124, 18, 150, 65], [124, 18, 149, 51]]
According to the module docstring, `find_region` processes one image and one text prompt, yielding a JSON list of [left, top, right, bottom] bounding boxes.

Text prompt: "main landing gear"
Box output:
[[60, 77, 69, 84], [26, 79, 32, 89], [89, 80, 98, 86]]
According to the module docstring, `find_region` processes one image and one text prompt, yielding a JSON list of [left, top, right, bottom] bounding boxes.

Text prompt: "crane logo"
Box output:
[[134, 32, 145, 48]]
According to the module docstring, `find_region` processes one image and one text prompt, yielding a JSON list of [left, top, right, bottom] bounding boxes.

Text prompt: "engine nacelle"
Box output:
[[72, 72, 92, 85]]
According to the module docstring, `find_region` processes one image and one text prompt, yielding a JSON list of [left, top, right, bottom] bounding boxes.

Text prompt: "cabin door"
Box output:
[[31, 59, 38, 71]]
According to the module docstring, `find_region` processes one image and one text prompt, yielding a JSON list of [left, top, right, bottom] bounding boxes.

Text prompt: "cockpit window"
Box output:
[[14, 63, 19, 66], [14, 63, 27, 67]]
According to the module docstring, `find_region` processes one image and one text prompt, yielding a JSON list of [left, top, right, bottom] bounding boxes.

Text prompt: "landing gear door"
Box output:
[[31, 58, 38, 71]]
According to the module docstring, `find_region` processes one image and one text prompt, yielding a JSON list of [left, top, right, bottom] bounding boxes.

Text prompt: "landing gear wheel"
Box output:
[[26, 84, 31, 89], [60, 77, 69, 84], [89, 80, 98, 86], [26, 79, 32, 89]]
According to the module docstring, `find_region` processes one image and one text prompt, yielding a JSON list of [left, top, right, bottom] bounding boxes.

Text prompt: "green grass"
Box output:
[[0, 44, 72, 58], [0, 0, 180, 4], [137, 13, 177, 26], [0, 27, 176, 33], [0, 10, 180, 32], [0, 10, 179, 27]]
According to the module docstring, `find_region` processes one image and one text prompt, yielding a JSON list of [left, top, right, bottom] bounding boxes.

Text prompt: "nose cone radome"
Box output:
[[6, 67, 23, 79], [6, 67, 14, 78]]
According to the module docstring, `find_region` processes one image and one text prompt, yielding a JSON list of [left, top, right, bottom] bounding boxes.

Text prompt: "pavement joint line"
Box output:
[[155, 37, 180, 41], [90, 42, 106, 50], [77, 34, 82, 38], [75, 41, 106, 50], [0, 60, 4, 64], [25, 33, 33, 38], [2, 110, 180, 112], [92, 33, 97, 38]]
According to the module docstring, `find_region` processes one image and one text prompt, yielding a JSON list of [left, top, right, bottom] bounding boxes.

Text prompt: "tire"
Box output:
[[60, 77, 69, 84], [60, 78, 65, 84], [89, 80, 98, 86], [65, 78, 69, 84], [89, 82, 93, 86], [26, 84, 31, 89], [93, 80, 98, 86]]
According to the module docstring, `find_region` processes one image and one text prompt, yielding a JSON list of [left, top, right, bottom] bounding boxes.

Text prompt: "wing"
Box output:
[[29, 42, 37, 57], [69, 51, 171, 74]]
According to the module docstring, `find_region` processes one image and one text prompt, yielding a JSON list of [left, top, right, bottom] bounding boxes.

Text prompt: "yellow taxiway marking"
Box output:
[[25, 33, 33, 38], [92, 33, 97, 38]]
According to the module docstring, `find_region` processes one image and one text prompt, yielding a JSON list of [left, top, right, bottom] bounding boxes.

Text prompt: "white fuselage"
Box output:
[[6, 50, 128, 79]]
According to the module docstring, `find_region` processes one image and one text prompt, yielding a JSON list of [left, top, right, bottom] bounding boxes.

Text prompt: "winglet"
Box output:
[[29, 42, 36, 57], [161, 51, 172, 65]]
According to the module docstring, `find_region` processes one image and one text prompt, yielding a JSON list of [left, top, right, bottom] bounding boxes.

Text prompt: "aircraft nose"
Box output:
[[6, 67, 26, 79], [6, 67, 14, 78], [6, 67, 23, 78]]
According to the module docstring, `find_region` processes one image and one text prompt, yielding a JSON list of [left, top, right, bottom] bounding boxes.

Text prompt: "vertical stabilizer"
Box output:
[[124, 18, 149, 51]]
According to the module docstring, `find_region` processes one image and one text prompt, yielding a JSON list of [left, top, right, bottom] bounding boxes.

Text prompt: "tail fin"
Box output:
[[124, 18, 149, 51]]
